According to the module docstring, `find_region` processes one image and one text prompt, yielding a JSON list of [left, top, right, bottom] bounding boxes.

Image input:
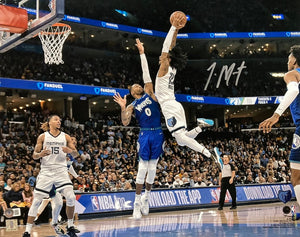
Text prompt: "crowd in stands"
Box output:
[[0, 49, 287, 97], [0, 110, 293, 198]]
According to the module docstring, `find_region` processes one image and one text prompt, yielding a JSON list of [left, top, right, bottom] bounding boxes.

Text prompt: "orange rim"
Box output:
[[39, 23, 71, 35]]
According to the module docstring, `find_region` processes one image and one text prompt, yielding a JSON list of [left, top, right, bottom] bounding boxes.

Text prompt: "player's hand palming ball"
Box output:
[[170, 11, 187, 29]]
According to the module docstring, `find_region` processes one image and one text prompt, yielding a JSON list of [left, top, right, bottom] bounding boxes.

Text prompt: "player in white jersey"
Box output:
[[34, 136, 81, 234], [23, 115, 78, 237], [155, 13, 222, 168]]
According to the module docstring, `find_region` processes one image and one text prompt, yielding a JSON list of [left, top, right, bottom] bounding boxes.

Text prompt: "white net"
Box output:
[[38, 23, 71, 65], [0, 31, 10, 47]]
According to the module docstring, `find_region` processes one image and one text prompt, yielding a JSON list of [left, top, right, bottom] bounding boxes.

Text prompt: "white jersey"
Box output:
[[155, 66, 177, 105], [41, 131, 67, 169], [155, 66, 186, 134]]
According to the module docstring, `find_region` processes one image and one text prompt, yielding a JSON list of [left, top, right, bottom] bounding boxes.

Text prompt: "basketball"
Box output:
[[170, 11, 187, 28], [282, 205, 291, 214]]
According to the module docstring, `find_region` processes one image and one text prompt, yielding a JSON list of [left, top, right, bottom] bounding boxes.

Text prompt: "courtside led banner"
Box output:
[[74, 183, 294, 215], [19, 6, 300, 39], [62, 15, 300, 39], [0, 77, 128, 97], [0, 77, 283, 105]]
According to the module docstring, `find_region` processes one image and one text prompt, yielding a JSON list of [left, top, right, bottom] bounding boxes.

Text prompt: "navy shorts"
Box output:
[[137, 129, 164, 161], [290, 126, 300, 164]]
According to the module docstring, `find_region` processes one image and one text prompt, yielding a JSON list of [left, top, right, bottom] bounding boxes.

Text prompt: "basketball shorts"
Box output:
[[161, 100, 187, 134], [290, 126, 300, 170], [35, 167, 73, 195], [137, 129, 164, 161]]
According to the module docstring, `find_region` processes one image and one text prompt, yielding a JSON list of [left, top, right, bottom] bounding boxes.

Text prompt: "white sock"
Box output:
[[67, 219, 74, 228], [135, 194, 141, 203], [144, 190, 151, 198], [294, 185, 300, 208], [25, 223, 33, 233]]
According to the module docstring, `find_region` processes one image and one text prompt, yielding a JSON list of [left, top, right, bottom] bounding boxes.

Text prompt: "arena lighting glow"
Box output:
[[272, 14, 284, 20], [80, 95, 87, 100], [269, 72, 285, 78], [115, 9, 128, 17], [186, 15, 190, 21]]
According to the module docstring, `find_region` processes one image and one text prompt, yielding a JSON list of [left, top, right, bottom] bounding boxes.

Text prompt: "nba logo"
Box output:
[[91, 196, 99, 210], [210, 189, 219, 203]]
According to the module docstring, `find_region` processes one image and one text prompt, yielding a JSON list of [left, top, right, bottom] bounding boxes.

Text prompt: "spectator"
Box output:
[[0, 157, 6, 172], [27, 170, 38, 188], [6, 182, 29, 224], [90, 183, 99, 192], [4, 178, 13, 192], [172, 175, 183, 188], [194, 177, 207, 187], [22, 183, 33, 208], [0, 190, 8, 212]]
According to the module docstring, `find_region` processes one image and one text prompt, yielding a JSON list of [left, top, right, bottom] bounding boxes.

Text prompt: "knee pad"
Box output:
[[146, 159, 158, 184], [28, 192, 47, 217], [136, 159, 148, 184], [60, 187, 75, 206]]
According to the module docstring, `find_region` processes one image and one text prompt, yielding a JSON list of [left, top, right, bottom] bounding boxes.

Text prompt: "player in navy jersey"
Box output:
[[259, 45, 300, 219], [114, 39, 164, 219]]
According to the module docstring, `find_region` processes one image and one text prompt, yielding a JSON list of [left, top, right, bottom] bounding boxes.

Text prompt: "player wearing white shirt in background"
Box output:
[[23, 115, 78, 237]]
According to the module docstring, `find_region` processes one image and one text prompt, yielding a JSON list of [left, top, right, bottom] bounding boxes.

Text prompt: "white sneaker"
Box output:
[[141, 195, 149, 215], [197, 118, 214, 128], [212, 147, 223, 170], [133, 202, 142, 219], [52, 223, 65, 235]]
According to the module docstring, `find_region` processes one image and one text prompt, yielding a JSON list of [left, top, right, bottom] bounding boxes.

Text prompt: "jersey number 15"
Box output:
[[51, 147, 59, 154]]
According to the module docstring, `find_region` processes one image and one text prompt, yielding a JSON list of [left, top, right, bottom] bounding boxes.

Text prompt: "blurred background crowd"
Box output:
[[0, 110, 292, 205]]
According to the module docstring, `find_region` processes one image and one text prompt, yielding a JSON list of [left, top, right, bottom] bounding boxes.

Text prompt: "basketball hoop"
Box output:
[[38, 22, 71, 65]]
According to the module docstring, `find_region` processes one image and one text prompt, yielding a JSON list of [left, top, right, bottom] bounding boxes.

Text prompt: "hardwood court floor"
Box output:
[[2, 202, 300, 237]]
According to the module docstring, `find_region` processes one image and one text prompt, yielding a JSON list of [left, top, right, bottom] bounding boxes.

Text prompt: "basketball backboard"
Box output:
[[0, 0, 64, 53]]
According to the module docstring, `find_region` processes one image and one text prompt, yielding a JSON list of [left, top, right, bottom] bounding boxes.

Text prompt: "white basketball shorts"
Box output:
[[161, 100, 187, 134], [35, 167, 73, 195]]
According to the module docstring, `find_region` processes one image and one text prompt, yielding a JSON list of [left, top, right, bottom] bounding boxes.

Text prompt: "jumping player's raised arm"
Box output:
[[135, 38, 156, 100], [113, 93, 134, 126], [157, 14, 185, 78]]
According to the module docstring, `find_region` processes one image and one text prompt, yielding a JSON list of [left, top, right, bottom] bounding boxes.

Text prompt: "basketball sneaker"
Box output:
[[66, 226, 78, 237], [133, 202, 142, 219], [140, 195, 149, 215], [73, 225, 80, 233], [52, 223, 65, 235], [197, 118, 214, 128], [212, 147, 223, 170], [22, 232, 30, 237]]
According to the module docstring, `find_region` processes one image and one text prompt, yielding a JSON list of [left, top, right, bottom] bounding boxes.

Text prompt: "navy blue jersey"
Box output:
[[290, 68, 300, 127], [131, 93, 162, 129]]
